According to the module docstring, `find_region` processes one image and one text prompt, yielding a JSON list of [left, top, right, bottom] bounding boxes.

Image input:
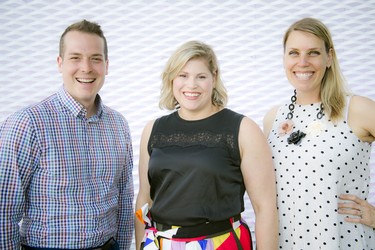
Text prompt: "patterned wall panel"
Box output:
[[1, 0, 374, 248]]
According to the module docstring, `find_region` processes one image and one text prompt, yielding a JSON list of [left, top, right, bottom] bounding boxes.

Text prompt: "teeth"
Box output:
[[184, 92, 200, 97], [77, 78, 95, 83], [295, 72, 313, 80]]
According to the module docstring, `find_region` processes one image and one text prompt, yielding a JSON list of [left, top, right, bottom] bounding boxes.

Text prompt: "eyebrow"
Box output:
[[287, 47, 323, 51], [67, 52, 104, 57], [179, 71, 210, 75]]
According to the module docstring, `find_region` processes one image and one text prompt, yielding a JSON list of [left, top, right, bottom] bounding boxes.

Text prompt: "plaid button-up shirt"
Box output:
[[0, 87, 134, 249]]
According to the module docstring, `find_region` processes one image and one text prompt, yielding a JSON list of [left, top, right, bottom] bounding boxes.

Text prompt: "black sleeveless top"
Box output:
[[147, 108, 245, 226]]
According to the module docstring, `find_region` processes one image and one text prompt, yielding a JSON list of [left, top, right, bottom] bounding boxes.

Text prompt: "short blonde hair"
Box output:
[[159, 40, 228, 110], [284, 17, 348, 122]]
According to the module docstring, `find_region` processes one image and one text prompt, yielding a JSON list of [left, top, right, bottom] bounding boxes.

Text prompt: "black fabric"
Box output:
[[21, 238, 118, 250], [148, 108, 245, 226], [155, 215, 241, 238]]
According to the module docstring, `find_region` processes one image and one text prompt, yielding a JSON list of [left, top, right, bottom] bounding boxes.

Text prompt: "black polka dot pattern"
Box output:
[[268, 101, 375, 249]]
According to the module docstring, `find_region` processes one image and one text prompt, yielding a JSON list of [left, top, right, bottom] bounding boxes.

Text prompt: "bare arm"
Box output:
[[134, 120, 154, 250], [239, 117, 278, 250], [338, 95, 375, 228]]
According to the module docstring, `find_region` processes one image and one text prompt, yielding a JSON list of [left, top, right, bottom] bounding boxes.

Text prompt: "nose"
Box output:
[[297, 54, 309, 66], [186, 77, 197, 88], [80, 58, 92, 72]]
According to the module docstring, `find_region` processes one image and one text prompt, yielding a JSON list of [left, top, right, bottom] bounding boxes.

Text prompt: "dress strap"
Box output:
[[344, 95, 353, 121]]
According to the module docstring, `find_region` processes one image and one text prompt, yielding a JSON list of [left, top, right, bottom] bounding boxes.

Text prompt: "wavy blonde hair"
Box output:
[[284, 17, 348, 122], [159, 40, 228, 110]]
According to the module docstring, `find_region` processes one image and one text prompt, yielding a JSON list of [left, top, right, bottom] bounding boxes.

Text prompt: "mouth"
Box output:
[[184, 92, 200, 97], [294, 71, 314, 80], [76, 78, 95, 84]]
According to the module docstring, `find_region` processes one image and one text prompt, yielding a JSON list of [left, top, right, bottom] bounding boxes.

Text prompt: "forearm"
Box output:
[[117, 211, 134, 250], [0, 216, 21, 250], [117, 166, 134, 249], [134, 196, 152, 250], [0, 160, 25, 249], [117, 190, 134, 249], [135, 215, 145, 250], [254, 208, 278, 250]]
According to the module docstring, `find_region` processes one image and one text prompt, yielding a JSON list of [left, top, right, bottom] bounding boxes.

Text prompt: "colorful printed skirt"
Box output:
[[136, 204, 253, 250]]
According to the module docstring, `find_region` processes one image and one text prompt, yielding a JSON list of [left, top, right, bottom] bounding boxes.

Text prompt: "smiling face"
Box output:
[[284, 30, 332, 99], [172, 57, 216, 119], [57, 30, 108, 110]]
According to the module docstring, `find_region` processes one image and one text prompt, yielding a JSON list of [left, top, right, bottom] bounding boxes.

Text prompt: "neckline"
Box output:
[[175, 108, 226, 122], [294, 102, 322, 107]]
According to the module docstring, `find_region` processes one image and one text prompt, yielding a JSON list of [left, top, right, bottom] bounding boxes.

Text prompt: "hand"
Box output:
[[338, 194, 375, 228]]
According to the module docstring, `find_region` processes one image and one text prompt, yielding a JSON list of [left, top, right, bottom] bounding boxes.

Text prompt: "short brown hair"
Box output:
[[59, 19, 108, 60]]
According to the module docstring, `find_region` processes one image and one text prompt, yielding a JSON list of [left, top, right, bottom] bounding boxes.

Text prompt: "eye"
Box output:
[[288, 50, 299, 56], [198, 75, 207, 79], [178, 73, 187, 78], [308, 51, 321, 56], [69, 56, 80, 60], [91, 57, 103, 62]]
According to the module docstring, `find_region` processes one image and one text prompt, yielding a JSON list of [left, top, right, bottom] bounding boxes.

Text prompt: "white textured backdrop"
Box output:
[[1, 0, 375, 248]]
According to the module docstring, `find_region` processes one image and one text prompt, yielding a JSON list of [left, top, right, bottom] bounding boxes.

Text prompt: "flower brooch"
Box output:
[[305, 120, 326, 137], [278, 120, 325, 145]]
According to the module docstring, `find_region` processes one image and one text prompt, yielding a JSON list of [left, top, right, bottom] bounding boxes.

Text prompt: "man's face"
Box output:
[[57, 30, 108, 109]]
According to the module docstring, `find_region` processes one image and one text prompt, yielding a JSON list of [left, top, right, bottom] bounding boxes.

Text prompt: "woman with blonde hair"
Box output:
[[136, 40, 278, 250], [263, 17, 375, 249]]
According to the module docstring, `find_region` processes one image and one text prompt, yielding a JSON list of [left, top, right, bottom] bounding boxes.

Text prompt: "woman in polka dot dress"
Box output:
[[263, 17, 375, 249]]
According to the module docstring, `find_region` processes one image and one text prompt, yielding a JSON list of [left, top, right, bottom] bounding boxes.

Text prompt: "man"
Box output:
[[0, 19, 134, 250]]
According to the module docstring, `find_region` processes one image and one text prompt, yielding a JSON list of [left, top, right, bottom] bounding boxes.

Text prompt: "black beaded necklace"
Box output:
[[286, 89, 324, 145]]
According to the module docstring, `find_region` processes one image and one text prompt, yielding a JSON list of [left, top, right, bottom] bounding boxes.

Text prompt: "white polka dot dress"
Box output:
[[268, 97, 375, 249]]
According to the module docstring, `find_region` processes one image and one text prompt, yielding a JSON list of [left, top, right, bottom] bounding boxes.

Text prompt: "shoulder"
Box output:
[[1, 109, 31, 135], [102, 105, 125, 118], [0, 103, 46, 142], [140, 119, 157, 149], [102, 105, 130, 126], [221, 108, 245, 121], [238, 115, 270, 158], [263, 105, 281, 136], [264, 105, 281, 122], [145, 112, 177, 133], [3, 96, 55, 127], [348, 95, 375, 121], [348, 95, 375, 142], [157, 111, 176, 121], [223, 108, 261, 132], [349, 95, 375, 111], [143, 119, 156, 133], [238, 116, 263, 140]]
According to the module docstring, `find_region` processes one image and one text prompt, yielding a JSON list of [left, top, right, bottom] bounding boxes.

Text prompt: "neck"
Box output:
[[286, 89, 324, 120], [178, 106, 221, 121], [84, 101, 98, 118], [295, 93, 321, 105]]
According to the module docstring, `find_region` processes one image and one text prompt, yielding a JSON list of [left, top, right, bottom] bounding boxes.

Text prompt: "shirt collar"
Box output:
[[57, 86, 104, 120]]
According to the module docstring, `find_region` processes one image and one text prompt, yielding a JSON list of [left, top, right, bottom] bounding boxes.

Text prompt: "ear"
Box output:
[[212, 70, 217, 88], [57, 56, 63, 73], [105, 59, 109, 75], [327, 48, 333, 68]]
